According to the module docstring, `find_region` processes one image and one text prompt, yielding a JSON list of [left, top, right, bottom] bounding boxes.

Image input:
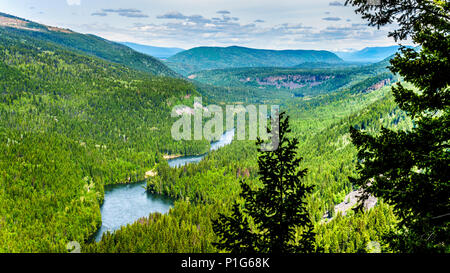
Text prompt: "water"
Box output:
[[210, 129, 235, 151], [168, 129, 235, 168], [94, 129, 235, 241], [94, 182, 173, 241], [168, 155, 205, 168]]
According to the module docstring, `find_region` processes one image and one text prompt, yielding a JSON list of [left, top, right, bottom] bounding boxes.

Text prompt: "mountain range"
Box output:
[[166, 46, 343, 75], [334, 46, 415, 63]]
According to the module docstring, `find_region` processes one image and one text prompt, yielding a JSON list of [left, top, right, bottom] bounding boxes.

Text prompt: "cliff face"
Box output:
[[365, 79, 392, 93], [240, 74, 335, 90]]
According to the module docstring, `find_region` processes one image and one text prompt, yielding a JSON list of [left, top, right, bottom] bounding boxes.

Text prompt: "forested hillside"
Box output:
[[0, 19, 408, 252], [0, 24, 207, 252], [86, 79, 411, 252], [0, 12, 177, 77], [166, 46, 343, 75], [190, 60, 395, 102], [1, 2, 442, 253]]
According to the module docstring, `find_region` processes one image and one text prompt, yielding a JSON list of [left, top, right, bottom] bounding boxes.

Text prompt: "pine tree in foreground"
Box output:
[[346, 0, 449, 252], [213, 112, 316, 253]]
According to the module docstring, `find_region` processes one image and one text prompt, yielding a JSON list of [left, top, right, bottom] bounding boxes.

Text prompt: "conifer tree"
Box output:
[[213, 112, 316, 253], [346, 0, 449, 252]]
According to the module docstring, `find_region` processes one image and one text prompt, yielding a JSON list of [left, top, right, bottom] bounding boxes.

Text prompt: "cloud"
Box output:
[[77, 9, 394, 50], [118, 12, 149, 18], [322, 17, 342, 21], [217, 10, 231, 14], [91, 8, 149, 18], [157, 11, 213, 24], [92, 12, 108, 17], [67, 0, 81, 6], [102, 8, 141, 13], [329, 1, 343, 6], [294, 23, 383, 43], [134, 11, 264, 45], [95, 18, 386, 47], [157, 11, 187, 20], [156, 11, 240, 26]]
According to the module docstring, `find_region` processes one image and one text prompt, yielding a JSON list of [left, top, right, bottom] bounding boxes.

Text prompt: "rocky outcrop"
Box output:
[[365, 79, 391, 93], [240, 74, 334, 90], [323, 188, 378, 221]]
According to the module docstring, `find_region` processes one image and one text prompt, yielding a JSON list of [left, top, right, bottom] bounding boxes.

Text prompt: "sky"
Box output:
[[0, 0, 411, 51]]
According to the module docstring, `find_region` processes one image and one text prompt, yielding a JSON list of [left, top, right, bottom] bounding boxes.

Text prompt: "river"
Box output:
[[94, 129, 235, 241]]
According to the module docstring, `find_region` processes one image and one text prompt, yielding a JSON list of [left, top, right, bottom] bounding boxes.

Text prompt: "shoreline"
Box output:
[[163, 154, 183, 160]]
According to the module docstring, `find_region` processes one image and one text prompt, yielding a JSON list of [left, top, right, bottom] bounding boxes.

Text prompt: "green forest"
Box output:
[[0, 0, 448, 254], [0, 25, 209, 252]]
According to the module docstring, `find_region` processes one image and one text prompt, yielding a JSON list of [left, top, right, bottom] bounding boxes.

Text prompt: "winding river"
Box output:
[[94, 130, 235, 241]]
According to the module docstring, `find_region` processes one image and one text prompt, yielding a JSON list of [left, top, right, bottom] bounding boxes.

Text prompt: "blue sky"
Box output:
[[0, 0, 410, 51]]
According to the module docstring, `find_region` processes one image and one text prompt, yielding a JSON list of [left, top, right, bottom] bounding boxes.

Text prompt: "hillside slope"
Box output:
[[166, 46, 343, 75], [0, 18, 208, 252], [0, 12, 177, 77], [188, 58, 394, 102]]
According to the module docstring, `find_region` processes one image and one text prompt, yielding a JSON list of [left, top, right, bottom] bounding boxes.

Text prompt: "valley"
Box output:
[[0, 13, 400, 252], [0, 0, 447, 255]]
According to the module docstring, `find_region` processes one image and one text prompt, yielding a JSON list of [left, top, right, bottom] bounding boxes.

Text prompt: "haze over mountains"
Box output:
[[334, 46, 415, 63]]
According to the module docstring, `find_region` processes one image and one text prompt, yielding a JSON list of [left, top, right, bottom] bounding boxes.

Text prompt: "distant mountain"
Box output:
[[0, 12, 177, 77], [335, 46, 415, 63], [166, 46, 343, 75], [120, 42, 184, 59]]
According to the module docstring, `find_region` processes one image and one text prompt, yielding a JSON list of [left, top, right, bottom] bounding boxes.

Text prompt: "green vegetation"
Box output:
[[85, 81, 406, 253], [1, 0, 447, 253], [347, 0, 449, 252], [84, 201, 219, 253], [0, 26, 405, 251], [0, 23, 207, 252], [0, 12, 177, 77], [315, 201, 397, 253], [0, 25, 407, 252], [189, 62, 394, 102], [213, 112, 317, 253], [166, 46, 343, 75]]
